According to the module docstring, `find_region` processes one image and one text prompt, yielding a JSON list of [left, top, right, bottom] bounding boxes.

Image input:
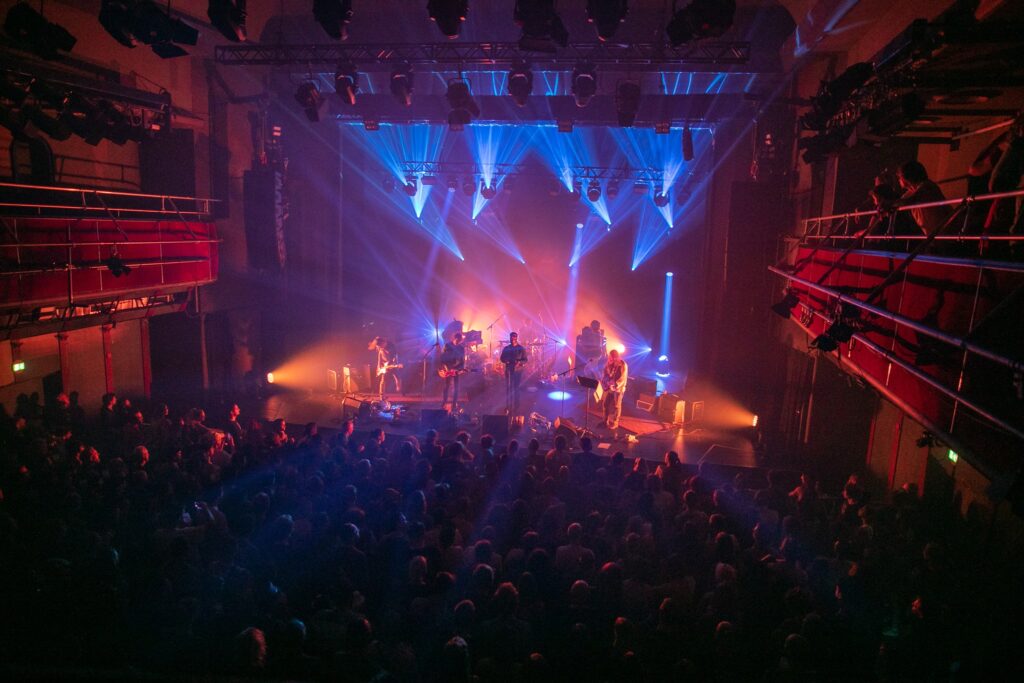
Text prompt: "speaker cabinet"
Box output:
[[657, 394, 685, 424], [342, 396, 371, 420]]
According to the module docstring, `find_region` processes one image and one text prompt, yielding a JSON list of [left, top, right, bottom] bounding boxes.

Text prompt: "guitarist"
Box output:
[[600, 348, 628, 431], [440, 331, 467, 412], [369, 336, 401, 400], [499, 332, 529, 414]]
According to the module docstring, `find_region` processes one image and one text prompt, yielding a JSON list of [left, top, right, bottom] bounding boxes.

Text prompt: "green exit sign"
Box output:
[[948, 449, 959, 464], [12, 361, 25, 372]]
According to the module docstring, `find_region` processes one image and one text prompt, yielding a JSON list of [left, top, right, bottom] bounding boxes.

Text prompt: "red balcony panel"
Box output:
[[0, 217, 218, 310]]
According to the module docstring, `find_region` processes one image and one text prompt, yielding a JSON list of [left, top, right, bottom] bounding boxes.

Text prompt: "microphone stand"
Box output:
[[485, 312, 504, 364], [420, 326, 441, 402], [555, 360, 586, 421]]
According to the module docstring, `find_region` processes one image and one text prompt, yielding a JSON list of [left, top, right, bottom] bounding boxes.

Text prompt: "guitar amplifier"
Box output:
[[631, 376, 658, 413], [657, 393, 685, 424], [342, 396, 372, 420]]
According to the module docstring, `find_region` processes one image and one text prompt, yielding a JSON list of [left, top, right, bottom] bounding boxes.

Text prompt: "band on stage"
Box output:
[[366, 317, 628, 431]]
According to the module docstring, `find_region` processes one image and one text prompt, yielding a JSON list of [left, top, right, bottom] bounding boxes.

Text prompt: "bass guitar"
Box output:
[[438, 365, 479, 379]]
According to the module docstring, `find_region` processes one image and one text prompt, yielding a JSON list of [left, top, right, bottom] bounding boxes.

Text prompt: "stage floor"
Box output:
[[258, 384, 759, 469]]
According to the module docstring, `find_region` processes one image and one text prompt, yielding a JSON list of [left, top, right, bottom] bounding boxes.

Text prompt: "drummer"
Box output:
[[520, 317, 542, 344]]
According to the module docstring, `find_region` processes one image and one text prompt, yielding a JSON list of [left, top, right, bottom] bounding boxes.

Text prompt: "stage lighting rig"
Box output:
[[587, 0, 628, 42], [682, 125, 694, 161], [653, 191, 669, 208], [615, 81, 641, 128], [481, 180, 497, 199], [314, 0, 353, 40], [404, 177, 418, 196], [447, 176, 458, 192], [208, 0, 247, 42], [390, 63, 414, 107], [586, 178, 601, 202], [428, 0, 468, 39], [294, 81, 324, 122], [3, 2, 76, 60], [606, 178, 620, 199], [462, 177, 476, 196], [632, 181, 648, 195], [22, 105, 72, 141], [508, 61, 533, 108], [666, 0, 736, 47], [514, 0, 569, 53], [104, 252, 132, 277], [335, 62, 359, 105], [571, 62, 597, 108]]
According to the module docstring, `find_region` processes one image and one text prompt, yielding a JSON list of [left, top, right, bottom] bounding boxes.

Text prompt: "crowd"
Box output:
[[0, 390, 1011, 681]]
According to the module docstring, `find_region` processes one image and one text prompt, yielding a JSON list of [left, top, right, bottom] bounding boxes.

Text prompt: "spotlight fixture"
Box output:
[[655, 121, 671, 135], [587, 0, 628, 41], [770, 289, 800, 319], [404, 177, 418, 196], [507, 61, 533, 108], [570, 178, 583, 201], [606, 178, 620, 199], [653, 191, 669, 208], [208, 0, 247, 42], [586, 178, 601, 202], [445, 78, 479, 130], [22, 105, 72, 141], [60, 94, 106, 145], [632, 181, 649, 195], [810, 332, 838, 353], [382, 176, 396, 192], [446, 176, 458, 192], [3, 2, 77, 60], [313, 0, 353, 40], [428, 0, 468, 39], [390, 62, 414, 107], [615, 81, 641, 127], [294, 81, 323, 122], [103, 252, 132, 277], [334, 61, 359, 105], [514, 0, 569, 53], [571, 62, 597, 108], [462, 177, 476, 196], [362, 118, 380, 131], [682, 125, 694, 161], [421, 175, 439, 186], [480, 180, 497, 200], [101, 0, 198, 58], [557, 119, 573, 133], [666, 0, 736, 47]]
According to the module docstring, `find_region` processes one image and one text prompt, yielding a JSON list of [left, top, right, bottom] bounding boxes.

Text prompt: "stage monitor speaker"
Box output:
[[657, 394, 684, 424], [553, 417, 580, 447], [420, 408, 451, 429], [342, 396, 371, 420], [481, 414, 509, 441]]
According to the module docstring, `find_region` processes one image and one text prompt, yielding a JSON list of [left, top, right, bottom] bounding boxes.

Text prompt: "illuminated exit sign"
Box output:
[[12, 361, 25, 372]]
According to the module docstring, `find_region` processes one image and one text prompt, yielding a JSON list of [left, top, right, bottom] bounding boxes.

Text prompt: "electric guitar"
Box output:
[[437, 365, 479, 379], [377, 362, 404, 377]]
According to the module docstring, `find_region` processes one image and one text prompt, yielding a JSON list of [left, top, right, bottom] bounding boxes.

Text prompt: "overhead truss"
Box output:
[[215, 41, 752, 71]]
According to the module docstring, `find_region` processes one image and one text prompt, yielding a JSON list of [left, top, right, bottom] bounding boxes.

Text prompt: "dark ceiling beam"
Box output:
[[216, 41, 756, 72]]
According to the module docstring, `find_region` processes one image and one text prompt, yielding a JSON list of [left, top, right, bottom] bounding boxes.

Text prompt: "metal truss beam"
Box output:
[[215, 41, 752, 72], [397, 161, 684, 184]]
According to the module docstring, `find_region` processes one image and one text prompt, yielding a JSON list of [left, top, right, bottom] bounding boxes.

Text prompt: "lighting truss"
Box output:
[[215, 40, 751, 71], [399, 161, 524, 177], [398, 161, 700, 187]]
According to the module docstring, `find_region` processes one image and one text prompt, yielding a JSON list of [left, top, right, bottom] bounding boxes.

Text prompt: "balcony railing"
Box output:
[[0, 182, 217, 220]]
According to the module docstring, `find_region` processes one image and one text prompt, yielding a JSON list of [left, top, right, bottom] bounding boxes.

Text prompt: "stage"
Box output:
[[258, 382, 761, 470]]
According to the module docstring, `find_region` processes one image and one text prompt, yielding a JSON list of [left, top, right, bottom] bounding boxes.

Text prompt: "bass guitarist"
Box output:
[[499, 332, 529, 414], [439, 331, 467, 412]]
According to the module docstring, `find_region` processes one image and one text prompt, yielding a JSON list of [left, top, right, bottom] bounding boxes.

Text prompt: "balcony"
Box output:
[[771, 189, 1024, 477], [0, 182, 219, 337]]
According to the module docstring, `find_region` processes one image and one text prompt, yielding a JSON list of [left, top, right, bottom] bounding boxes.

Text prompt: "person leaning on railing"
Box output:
[[986, 112, 1024, 240], [894, 161, 950, 236]]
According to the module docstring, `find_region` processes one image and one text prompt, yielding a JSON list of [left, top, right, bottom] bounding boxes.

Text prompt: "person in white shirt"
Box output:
[[601, 349, 628, 430]]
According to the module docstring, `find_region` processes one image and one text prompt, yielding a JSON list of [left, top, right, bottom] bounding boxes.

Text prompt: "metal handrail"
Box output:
[[0, 239, 221, 247], [801, 187, 1024, 232], [0, 181, 218, 205]]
